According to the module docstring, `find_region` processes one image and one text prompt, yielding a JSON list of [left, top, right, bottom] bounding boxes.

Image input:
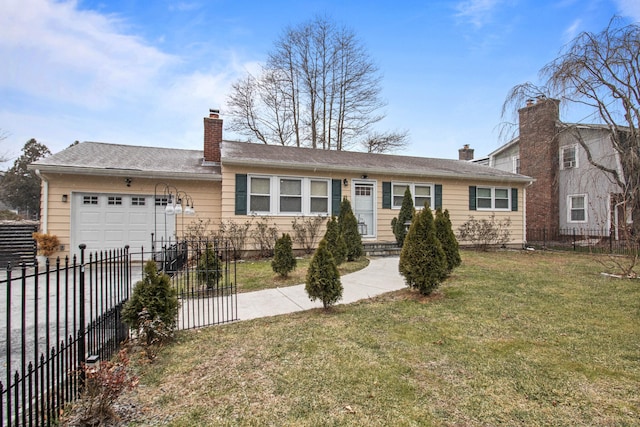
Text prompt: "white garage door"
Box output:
[[71, 193, 176, 255]]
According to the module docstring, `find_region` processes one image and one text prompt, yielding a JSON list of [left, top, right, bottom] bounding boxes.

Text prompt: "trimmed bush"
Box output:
[[305, 238, 343, 309], [435, 208, 462, 273], [272, 233, 297, 277], [324, 216, 347, 265], [122, 260, 179, 340], [198, 243, 222, 289], [337, 197, 363, 261], [391, 186, 414, 246], [399, 206, 447, 295]]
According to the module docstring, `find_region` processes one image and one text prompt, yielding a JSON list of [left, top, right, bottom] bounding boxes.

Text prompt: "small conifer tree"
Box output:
[[337, 197, 363, 261], [324, 216, 347, 265], [122, 260, 179, 331], [197, 243, 222, 289], [391, 186, 414, 246], [272, 233, 297, 277], [305, 238, 343, 309], [435, 208, 461, 273], [399, 206, 447, 295]]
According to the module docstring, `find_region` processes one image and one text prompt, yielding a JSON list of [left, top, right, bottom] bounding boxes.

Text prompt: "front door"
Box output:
[[353, 182, 376, 238]]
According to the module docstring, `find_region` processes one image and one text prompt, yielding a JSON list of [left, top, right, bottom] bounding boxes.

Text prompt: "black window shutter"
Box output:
[[435, 184, 443, 209], [469, 186, 477, 211], [382, 182, 391, 209], [511, 188, 518, 212], [235, 174, 247, 215], [331, 179, 342, 216]]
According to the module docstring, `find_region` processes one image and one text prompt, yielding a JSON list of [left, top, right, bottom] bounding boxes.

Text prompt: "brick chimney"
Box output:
[[518, 97, 560, 234], [204, 109, 222, 163], [458, 144, 474, 161]]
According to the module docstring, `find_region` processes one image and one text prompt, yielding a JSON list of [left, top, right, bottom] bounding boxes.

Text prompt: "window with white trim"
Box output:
[[250, 176, 271, 213], [561, 145, 578, 169], [477, 187, 511, 210], [568, 194, 587, 222], [83, 195, 98, 205], [392, 183, 433, 209], [131, 197, 146, 206], [248, 175, 331, 215]]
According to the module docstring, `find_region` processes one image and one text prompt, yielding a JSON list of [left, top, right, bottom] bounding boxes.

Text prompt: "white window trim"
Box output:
[[512, 155, 520, 174], [476, 187, 512, 211], [567, 193, 588, 223], [391, 182, 435, 210], [560, 144, 579, 170], [247, 174, 332, 216]]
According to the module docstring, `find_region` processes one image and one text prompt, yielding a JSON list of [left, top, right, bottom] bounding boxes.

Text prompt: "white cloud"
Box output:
[[563, 19, 582, 42], [0, 0, 177, 108], [615, 0, 640, 22], [454, 0, 503, 28]]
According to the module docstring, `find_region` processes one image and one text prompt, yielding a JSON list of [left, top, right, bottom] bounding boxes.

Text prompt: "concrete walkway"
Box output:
[[237, 256, 405, 321]]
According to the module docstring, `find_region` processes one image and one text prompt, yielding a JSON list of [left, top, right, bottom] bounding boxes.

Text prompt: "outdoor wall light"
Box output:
[[343, 178, 348, 187], [125, 177, 132, 187], [361, 175, 368, 179], [61, 194, 68, 203]]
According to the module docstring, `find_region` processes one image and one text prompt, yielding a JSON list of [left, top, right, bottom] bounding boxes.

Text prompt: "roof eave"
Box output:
[[30, 165, 222, 181], [221, 158, 534, 184]]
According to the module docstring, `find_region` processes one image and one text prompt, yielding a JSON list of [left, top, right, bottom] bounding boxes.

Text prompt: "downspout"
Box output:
[[35, 169, 48, 233], [523, 180, 534, 247]]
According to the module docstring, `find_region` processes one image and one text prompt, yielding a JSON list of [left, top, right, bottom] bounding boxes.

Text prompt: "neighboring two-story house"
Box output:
[[485, 97, 627, 240]]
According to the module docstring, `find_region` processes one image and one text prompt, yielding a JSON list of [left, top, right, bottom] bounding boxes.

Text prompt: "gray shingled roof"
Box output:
[[31, 142, 221, 180], [222, 141, 533, 183]]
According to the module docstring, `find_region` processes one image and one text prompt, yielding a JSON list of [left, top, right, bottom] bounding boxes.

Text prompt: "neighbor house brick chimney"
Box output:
[[204, 109, 222, 163], [518, 97, 560, 234], [458, 144, 474, 161]]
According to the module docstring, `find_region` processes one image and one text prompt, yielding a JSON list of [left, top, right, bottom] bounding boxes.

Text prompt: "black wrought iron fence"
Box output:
[[132, 238, 238, 330], [526, 228, 640, 255], [0, 245, 132, 427]]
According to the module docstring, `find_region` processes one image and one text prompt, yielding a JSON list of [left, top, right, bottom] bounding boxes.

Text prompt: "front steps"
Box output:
[[363, 242, 401, 257]]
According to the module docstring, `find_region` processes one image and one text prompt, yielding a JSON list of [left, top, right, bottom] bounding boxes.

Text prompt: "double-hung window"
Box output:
[[392, 183, 433, 209], [310, 180, 329, 214], [247, 175, 330, 215], [561, 145, 578, 169], [250, 177, 271, 213], [568, 194, 587, 222], [279, 178, 302, 213], [477, 187, 510, 210]]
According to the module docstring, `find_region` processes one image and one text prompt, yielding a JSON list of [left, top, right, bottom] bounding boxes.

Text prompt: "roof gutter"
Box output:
[[29, 165, 222, 181], [35, 169, 47, 233]]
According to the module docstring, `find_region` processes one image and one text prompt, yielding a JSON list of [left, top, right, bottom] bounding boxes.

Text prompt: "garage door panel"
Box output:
[[105, 212, 125, 224]]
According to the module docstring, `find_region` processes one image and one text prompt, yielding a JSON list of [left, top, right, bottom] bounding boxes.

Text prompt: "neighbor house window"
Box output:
[[392, 183, 433, 209], [513, 155, 520, 174], [250, 176, 271, 213], [477, 187, 511, 210], [561, 145, 578, 169], [568, 194, 587, 222]]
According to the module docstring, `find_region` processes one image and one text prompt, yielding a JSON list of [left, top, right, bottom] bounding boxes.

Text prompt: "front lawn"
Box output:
[[128, 250, 640, 426]]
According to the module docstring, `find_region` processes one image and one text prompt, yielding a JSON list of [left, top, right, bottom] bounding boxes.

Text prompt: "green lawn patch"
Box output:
[[128, 250, 640, 426]]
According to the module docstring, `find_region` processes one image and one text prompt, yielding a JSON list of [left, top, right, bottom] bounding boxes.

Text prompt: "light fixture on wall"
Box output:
[[125, 177, 132, 187], [361, 175, 368, 179], [61, 194, 68, 203], [343, 178, 348, 187]]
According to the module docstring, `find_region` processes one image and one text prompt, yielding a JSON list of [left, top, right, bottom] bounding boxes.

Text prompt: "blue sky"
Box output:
[[1, 0, 639, 168]]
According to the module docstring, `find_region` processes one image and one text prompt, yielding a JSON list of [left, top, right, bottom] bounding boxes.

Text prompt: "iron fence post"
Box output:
[[78, 244, 86, 388]]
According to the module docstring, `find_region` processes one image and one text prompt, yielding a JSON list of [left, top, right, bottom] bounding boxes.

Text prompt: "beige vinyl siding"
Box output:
[[39, 173, 221, 258], [222, 165, 527, 251]]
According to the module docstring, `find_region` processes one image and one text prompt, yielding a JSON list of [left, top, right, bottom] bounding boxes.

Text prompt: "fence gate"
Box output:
[[137, 238, 238, 330]]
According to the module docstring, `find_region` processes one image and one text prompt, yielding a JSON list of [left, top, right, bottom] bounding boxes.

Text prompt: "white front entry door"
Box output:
[[353, 182, 376, 238]]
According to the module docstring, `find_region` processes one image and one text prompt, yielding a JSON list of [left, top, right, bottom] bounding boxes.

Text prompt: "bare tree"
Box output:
[[503, 17, 640, 274], [363, 129, 409, 153], [228, 16, 407, 152], [0, 129, 9, 164]]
